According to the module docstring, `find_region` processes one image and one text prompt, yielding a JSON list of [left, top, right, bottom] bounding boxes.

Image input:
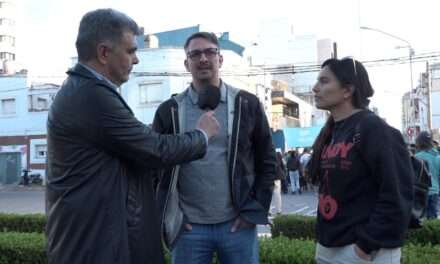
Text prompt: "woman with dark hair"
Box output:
[[310, 58, 413, 263]]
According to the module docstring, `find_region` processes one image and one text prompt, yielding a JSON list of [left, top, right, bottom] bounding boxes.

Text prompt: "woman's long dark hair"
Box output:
[[309, 58, 374, 185]]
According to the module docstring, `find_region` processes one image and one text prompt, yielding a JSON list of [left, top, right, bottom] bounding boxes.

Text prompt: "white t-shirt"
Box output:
[[300, 153, 311, 167]]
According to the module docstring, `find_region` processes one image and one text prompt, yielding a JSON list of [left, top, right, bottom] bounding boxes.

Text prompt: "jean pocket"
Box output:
[[349, 244, 372, 263]]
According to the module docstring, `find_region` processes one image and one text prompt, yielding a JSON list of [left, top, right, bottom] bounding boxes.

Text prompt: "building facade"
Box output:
[[0, 0, 16, 70], [247, 19, 334, 127], [402, 62, 438, 142], [0, 74, 59, 184], [430, 63, 440, 139]]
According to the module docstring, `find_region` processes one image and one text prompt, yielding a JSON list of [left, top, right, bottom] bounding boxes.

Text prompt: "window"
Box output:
[[432, 69, 440, 80], [35, 144, 47, 159], [0, 18, 14, 26], [139, 82, 164, 104], [37, 98, 48, 109], [0, 52, 15, 60], [1, 98, 16, 115], [28, 93, 54, 111], [0, 36, 15, 47]]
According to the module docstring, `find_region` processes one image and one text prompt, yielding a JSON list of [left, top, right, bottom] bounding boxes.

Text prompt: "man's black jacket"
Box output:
[[46, 64, 206, 264], [153, 84, 277, 249]]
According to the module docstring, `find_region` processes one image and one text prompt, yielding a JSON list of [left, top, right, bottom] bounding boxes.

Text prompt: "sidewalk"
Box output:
[[0, 184, 45, 192]]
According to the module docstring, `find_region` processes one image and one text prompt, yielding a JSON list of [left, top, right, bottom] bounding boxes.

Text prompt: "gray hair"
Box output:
[[75, 8, 140, 61]]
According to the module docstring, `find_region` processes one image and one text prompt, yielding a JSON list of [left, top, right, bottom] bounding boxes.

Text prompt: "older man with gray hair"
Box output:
[[46, 9, 219, 264]]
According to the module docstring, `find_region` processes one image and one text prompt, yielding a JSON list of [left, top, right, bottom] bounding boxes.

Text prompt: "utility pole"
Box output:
[[427, 62, 432, 131], [360, 26, 415, 139]]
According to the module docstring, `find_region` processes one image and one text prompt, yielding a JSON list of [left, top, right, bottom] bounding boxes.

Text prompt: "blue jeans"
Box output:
[[172, 219, 259, 264], [289, 170, 300, 193], [427, 194, 439, 219]]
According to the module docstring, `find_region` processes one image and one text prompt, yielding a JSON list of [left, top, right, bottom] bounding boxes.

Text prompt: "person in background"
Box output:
[[299, 148, 312, 184], [415, 131, 440, 219], [271, 151, 286, 215], [309, 57, 413, 263], [280, 151, 290, 194], [286, 150, 301, 194], [408, 143, 417, 155]]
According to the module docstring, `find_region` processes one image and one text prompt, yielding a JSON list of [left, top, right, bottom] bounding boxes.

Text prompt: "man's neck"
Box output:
[[192, 79, 221, 93], [80, 60, 119, 86]]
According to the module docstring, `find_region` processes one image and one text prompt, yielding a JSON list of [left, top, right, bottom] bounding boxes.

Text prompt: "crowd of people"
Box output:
[[44, 7, 438, 264]]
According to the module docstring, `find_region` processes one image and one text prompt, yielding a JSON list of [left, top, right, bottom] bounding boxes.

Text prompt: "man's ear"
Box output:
[[184, 59, 189, 72], [219, 54, 223, 68], [96, 42, 111, 64]]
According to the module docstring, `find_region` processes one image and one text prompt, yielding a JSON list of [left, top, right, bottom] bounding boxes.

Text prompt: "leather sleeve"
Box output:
[[77, 83, 206, 169]]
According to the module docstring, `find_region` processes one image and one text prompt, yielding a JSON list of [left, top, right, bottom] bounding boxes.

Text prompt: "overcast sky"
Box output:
[[13, 0, 440, 128]]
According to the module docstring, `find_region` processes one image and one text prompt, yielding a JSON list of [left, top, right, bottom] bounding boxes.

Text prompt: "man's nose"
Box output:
[[312, 83, 319, 93], [199, 52, 209, 61], [133, 54, 139, 65]]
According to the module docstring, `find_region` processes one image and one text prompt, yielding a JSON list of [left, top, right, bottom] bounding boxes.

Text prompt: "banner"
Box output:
[[283, 126, 322, 148]]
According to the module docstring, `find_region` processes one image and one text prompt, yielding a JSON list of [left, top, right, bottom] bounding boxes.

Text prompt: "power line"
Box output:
[[3, 51, 440, 80]]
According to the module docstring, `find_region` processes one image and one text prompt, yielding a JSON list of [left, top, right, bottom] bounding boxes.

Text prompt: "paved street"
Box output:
[[2, 186, 440, 236], [0, 187, 318, 215], [0, 186, 318, 235], [260, 190, 318, 234], [0, 189, 45, 214], [275, 191, 318, 217]]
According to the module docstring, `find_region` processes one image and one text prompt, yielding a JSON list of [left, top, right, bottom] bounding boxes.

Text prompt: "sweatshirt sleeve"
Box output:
[[355, 116, 413, 254]]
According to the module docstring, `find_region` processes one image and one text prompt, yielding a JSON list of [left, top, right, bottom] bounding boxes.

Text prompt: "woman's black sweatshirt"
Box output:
[[317, 110, 413, 254]]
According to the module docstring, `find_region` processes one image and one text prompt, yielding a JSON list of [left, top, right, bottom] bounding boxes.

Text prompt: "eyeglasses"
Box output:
[[186, 48, 219, 60]]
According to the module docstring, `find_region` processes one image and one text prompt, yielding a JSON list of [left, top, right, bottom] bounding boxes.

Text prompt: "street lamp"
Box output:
[[360, 26, 414, 91], [360, 26, 416, 137]]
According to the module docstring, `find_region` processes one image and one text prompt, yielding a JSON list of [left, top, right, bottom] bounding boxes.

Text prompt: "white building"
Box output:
[[0, 0, 16, 67], [247, 18, 334, 127], [0, 74, 59, 184], [431, 63, 440, 132], [271, 80, 313, 130], [402, 63, 439, 142]]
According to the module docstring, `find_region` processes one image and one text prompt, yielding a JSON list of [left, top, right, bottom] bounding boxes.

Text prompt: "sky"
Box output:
[[12, 0, 440, 129]]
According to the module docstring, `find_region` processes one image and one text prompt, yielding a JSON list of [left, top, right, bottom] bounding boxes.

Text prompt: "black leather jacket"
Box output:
[[46, 64, 207, 264], [153, 84, 277, 249]]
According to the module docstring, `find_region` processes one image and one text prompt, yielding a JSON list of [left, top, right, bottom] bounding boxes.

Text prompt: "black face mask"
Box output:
[[197, 84, 221, 110]]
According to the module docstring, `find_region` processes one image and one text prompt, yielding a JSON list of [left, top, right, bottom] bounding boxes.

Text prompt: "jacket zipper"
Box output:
[[230, 97, 242, 205]]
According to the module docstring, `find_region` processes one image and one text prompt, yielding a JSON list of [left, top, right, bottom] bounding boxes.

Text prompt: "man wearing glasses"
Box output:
[[153, 32, 277, 264]]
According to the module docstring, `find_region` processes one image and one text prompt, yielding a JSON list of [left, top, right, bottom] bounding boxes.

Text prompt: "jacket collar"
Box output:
[[67, 63, 118, 90], [67, 63, 134, 115], [67, 63, 97, 80]]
